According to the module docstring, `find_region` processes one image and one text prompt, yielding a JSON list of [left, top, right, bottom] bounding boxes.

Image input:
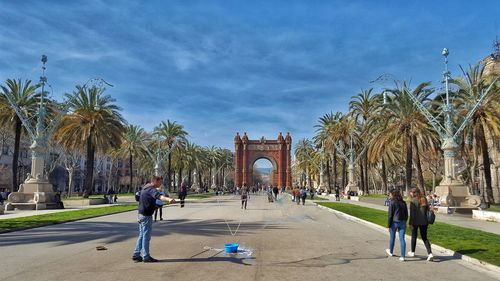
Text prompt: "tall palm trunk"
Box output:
[[68, 168, 74, 196], [381, 158, 388, 194], [326, 157, 331, 193], [208, 168, 212, 189], [412, 135, 425, 194], [222, 169, 225, 188], [405, 133, 413, 195], [128, 153, 133, 193], [178, 166, 183, 191], [84, 134, 95, 197], [364, 154, 369, 194], [12, 117, 22, 192], [198, 172, 202, 192], [167, 151, 172, 192], [359, 162, 365, 193], [188, 169, 192, 186], [333, 151, 338, 190], [478, 125, 495, 203], [341, 158, 346, 188], [107, 159, 114, 192]]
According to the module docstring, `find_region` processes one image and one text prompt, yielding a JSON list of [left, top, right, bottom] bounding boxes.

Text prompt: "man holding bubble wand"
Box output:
[[132, 176, 176, 263]]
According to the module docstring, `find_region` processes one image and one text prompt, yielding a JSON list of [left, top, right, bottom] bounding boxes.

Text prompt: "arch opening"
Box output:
[[252, 158, 275, 188]]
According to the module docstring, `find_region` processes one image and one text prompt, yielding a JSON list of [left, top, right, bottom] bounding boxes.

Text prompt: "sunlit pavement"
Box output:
[[0, 194, 497, 281]]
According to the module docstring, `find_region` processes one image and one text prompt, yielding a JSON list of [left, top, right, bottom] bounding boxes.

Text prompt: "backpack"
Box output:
[[427, 209, 436, 224]]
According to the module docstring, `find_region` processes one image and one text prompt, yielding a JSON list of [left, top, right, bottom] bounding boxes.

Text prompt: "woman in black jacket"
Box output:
[[386, 189, 408, 261], [408, 188, 433, 261]]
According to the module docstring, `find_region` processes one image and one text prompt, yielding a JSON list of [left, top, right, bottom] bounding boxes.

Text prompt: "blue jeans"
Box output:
[[389, 221, 406, 257], [133, 214, 153, 258]]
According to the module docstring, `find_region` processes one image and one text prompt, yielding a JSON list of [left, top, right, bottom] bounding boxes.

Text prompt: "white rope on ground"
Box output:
[[216, 194, 243, 236]]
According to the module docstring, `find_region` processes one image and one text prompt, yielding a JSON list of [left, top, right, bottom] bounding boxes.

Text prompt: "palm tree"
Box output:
[[373, 81, 436, 194], [314, 111, 344, 193], [334, 114, 355, 190], [367, 101, 405, 194], [172, 141, 188, 190], [182, 141, 198, 186], [453, 63, 499, 203], [349, 88, 382, 193], [115, 124, 149, 192], [0, 79, 40, 191], [155, 120, 187, 192], [54, 85, 125, 197], [206, 146, 223, 188], [294, 138, 315, 187], [218, 149, 233, 189]]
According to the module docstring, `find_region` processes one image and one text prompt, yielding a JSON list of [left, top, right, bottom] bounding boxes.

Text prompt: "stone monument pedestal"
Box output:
[[5, 177, 59, 211], [434, 180, 481, 209], [345, 182, 359, 195]]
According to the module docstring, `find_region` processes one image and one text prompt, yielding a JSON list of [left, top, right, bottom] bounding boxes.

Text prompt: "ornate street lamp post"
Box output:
[[334, 133, 367, 196], [4, 55, 64, 210], [404, 48, 497, 209]]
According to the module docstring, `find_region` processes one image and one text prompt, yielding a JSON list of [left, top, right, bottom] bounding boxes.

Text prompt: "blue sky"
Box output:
[[1, 0, 499, 155]]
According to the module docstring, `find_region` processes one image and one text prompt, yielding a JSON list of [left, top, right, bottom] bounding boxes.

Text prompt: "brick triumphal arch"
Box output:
[[234, 132, 292, 189]]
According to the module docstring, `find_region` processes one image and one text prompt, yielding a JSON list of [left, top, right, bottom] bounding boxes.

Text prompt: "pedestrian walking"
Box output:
[[335, 188, 340, 201], [408, 188, 433, 261], [241, 183, 249, 209], [267, 189, 274, 203], [300, 187, 307, 205], [132, 176, 175, 263], [178, 181, 188, 208], [294, 186, 300, 205], [386, 189, 408, 261], [107, 188, 114, 204], [272, 186, 279, 200]]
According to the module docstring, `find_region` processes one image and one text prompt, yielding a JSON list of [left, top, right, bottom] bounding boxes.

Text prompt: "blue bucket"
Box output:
[[224, 243, 239, 253]]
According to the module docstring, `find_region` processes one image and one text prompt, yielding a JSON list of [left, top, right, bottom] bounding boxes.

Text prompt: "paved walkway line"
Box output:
[[315, 203, 500, 276]]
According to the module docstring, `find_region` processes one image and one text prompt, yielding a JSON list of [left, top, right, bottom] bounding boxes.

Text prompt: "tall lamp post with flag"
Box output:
[[4, 55, 65, 210], [376, 49, 497, 209]]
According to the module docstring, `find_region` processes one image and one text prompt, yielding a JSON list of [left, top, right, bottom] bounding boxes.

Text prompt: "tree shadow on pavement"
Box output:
[[0, 219, 287, 247], [158, 256, 255, 266]]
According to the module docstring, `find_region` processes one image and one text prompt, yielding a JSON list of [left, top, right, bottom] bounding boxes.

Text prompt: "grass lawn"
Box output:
[[486, 205, 500, 213], [63, 193, 136, 200], [318, 202, 500, 267], [0, 204, 138, 233], [62, 195, 106, 201], [310, 197, 329, 201]]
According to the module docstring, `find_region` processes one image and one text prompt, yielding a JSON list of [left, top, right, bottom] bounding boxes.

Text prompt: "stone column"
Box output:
[[434, 138, 481, 208], [234, 143, 241, 187], [191, 169, 200, 192], [286, 143, 292, 189], [319, 161, 326, 190], [242, 144, 247, 186]]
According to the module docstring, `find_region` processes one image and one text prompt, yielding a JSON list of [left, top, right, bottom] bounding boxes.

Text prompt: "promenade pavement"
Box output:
[[0, 194, 498, 281]]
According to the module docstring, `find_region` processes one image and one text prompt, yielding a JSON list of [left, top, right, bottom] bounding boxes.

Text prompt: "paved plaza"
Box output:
[[1, 195, 498, 281]]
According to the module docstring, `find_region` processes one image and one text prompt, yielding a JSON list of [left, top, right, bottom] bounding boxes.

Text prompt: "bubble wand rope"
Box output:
[[216, 194, 243, 236]]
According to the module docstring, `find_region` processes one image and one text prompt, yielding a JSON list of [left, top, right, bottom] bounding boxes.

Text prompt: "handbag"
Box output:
[[427, 209, 436, 224]]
